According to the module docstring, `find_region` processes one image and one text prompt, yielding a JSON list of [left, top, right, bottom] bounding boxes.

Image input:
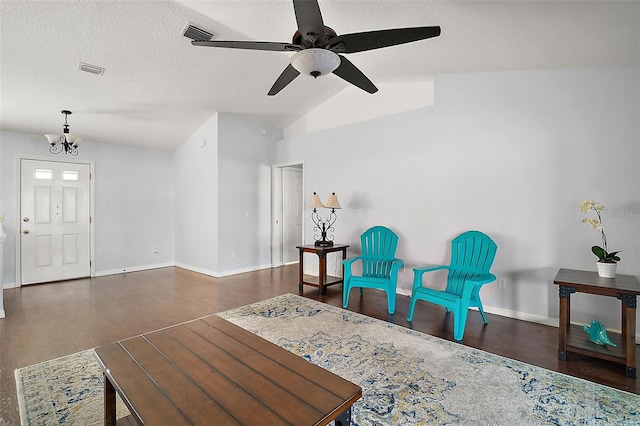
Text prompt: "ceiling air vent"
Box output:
[[77, 62, 105, 76], [181, 22, 214, 41]]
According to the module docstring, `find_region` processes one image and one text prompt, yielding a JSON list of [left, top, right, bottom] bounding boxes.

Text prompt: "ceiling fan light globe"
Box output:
[[291, 48, 340, 78]]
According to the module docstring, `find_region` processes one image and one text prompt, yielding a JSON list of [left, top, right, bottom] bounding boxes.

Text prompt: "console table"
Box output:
[[553, 268, 640, 378], [297, 244, 348, 294]]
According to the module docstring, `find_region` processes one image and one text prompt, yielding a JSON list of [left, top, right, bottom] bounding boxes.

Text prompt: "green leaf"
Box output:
[[591, 246, 606, 260]]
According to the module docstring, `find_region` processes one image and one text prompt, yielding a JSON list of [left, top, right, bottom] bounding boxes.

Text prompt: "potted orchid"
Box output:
[[580, 200, 620, 278]]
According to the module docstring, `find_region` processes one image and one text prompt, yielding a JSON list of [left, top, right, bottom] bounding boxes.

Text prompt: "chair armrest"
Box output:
[[343, 256, 363, 268], [342, 256, 362, 266], [413, 265, 449, 274], [411, 265, 449, 291], [391, 259, 404, 269], [342, 256, 363, 282], [466, 273, 496, 286]]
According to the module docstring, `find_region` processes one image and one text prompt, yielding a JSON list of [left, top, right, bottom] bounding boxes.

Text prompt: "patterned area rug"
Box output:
[[15, 294, 640, 425]]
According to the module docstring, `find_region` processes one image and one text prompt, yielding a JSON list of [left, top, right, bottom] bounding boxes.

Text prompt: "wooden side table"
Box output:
[[297, 244, 349, 294], [554, 268, 640, 378]]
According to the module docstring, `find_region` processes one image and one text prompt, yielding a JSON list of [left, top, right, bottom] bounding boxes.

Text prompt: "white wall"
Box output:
[[174, 114, 220, 274], [173, 113, 282, 277], [217, 113, 281, 273], [0, 130, 175, 284], [273, 66, 640, 330]]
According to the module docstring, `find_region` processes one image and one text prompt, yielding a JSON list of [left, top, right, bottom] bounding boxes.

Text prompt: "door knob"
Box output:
[[23, 217, 29, 222], [23, 230, 30, 234]]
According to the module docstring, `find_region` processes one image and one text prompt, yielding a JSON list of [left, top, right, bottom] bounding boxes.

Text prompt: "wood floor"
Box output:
[[1, 265, 638, 425]]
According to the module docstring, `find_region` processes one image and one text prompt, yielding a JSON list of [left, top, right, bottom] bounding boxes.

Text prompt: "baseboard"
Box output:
[[95, 262, 175, 277], [0, 309, 5, 318], [481, 305, 559, 328], [3, 282, 17, 289], [174, 262, 272, 278]]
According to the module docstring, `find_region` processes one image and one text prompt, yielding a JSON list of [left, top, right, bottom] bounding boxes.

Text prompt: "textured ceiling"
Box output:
[[1, 0, 638, 151]]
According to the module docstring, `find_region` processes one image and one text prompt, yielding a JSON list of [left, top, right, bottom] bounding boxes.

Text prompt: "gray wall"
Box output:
[[273, 66, 640, 329]]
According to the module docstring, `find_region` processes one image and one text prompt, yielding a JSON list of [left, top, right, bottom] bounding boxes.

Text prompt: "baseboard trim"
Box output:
[[95, 262, 175, 277], [174, 262, 272, 278]]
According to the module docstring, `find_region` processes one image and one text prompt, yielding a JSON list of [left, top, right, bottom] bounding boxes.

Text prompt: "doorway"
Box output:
[[19, 158, 93, 285], [272, 161, 305, 267]]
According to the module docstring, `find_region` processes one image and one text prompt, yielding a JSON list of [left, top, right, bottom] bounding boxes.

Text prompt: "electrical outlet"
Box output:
[[498, 277, 506, 288]]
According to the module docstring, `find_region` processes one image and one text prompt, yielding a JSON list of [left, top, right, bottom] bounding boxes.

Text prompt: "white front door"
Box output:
[[20, 159, 91, 285], [282, 167, 303, 263]]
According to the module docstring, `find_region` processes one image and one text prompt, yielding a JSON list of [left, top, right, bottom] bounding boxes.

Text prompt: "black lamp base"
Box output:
[[314, 240, 334, 247]]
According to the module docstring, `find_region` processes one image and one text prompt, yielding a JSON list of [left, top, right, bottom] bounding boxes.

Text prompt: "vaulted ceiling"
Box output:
[[1, 1, 638, 151]]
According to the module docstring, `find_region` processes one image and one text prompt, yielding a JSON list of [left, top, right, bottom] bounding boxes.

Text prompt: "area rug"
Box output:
[[15, 294, 640, 425]]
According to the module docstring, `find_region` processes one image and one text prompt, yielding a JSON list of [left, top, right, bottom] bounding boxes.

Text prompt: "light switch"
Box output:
[[0, 214, 4, 222]]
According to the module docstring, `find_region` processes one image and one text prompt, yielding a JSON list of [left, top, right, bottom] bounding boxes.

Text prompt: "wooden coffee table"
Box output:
[[95, 315, 361, 425]]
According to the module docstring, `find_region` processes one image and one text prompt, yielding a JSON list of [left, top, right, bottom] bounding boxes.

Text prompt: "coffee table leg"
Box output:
[[104, 374, 116, 426], [335, 406, 352, 426]]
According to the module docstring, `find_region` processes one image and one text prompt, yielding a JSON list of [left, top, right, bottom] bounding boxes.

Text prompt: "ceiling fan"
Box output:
[[192, 0, 441, 96]]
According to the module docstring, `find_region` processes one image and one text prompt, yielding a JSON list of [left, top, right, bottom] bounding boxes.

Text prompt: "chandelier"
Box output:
[[44, 110, 81, 155]]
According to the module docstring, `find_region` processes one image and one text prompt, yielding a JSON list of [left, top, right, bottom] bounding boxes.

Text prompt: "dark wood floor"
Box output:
[[1, 265, 638, 424]]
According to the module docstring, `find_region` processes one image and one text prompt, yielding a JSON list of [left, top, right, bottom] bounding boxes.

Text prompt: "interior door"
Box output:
[[282, 167, 303, 263], [20, 159, 91, 285]]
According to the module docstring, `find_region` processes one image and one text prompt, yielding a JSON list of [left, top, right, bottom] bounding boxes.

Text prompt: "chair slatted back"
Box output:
[[446, 231, 497, 295], [360, 226, 399, 278]]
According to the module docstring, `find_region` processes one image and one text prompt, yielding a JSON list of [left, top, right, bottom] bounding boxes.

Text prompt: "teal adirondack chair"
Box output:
[[343, 226, 404, 314], [407, 231, 497, 341]]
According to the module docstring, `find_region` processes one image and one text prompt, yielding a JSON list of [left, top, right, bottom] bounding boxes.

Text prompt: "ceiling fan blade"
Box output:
[[328, 26, 441, 53], [268, 64, 301, 96], [293, 0, 325, 45], [332, 55, 378, 94], [192, 40, 301, 52]]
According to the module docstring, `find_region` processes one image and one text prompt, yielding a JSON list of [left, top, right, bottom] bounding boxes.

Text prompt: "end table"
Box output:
[[297, 244, 348, 294], [554, 268, 639, 378]]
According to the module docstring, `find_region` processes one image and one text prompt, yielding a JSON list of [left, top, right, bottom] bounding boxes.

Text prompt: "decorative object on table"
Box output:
[[579, 200, 620, 278], [343, 226, 404, 314], [407, 230, 497, 341], [44, 110, 82, 155], [583, 320, 617, 347], [309, 192, 341, 247]]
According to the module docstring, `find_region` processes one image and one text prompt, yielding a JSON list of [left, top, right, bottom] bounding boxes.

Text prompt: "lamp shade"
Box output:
[[309, 192, 325, 209], [44, 134, 60, 145], [64, 133, 78, 144], [324, 192, 341, 210], [290, 48, 340, 78]]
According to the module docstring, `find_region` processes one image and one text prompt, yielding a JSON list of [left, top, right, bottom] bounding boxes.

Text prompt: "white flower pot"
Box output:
[[596, 262, 617, 278]]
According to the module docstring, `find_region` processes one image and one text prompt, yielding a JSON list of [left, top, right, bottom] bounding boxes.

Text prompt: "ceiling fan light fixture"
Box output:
[[290, 48, 340, 78]]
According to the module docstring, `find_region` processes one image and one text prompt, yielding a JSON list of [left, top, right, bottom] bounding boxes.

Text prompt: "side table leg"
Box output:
[[298, 249, 304, 293], [558, 286, 575, 361], [618, 293, 637, 378], [318, 253, 326, 295], [104, 374, 116, 426]]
